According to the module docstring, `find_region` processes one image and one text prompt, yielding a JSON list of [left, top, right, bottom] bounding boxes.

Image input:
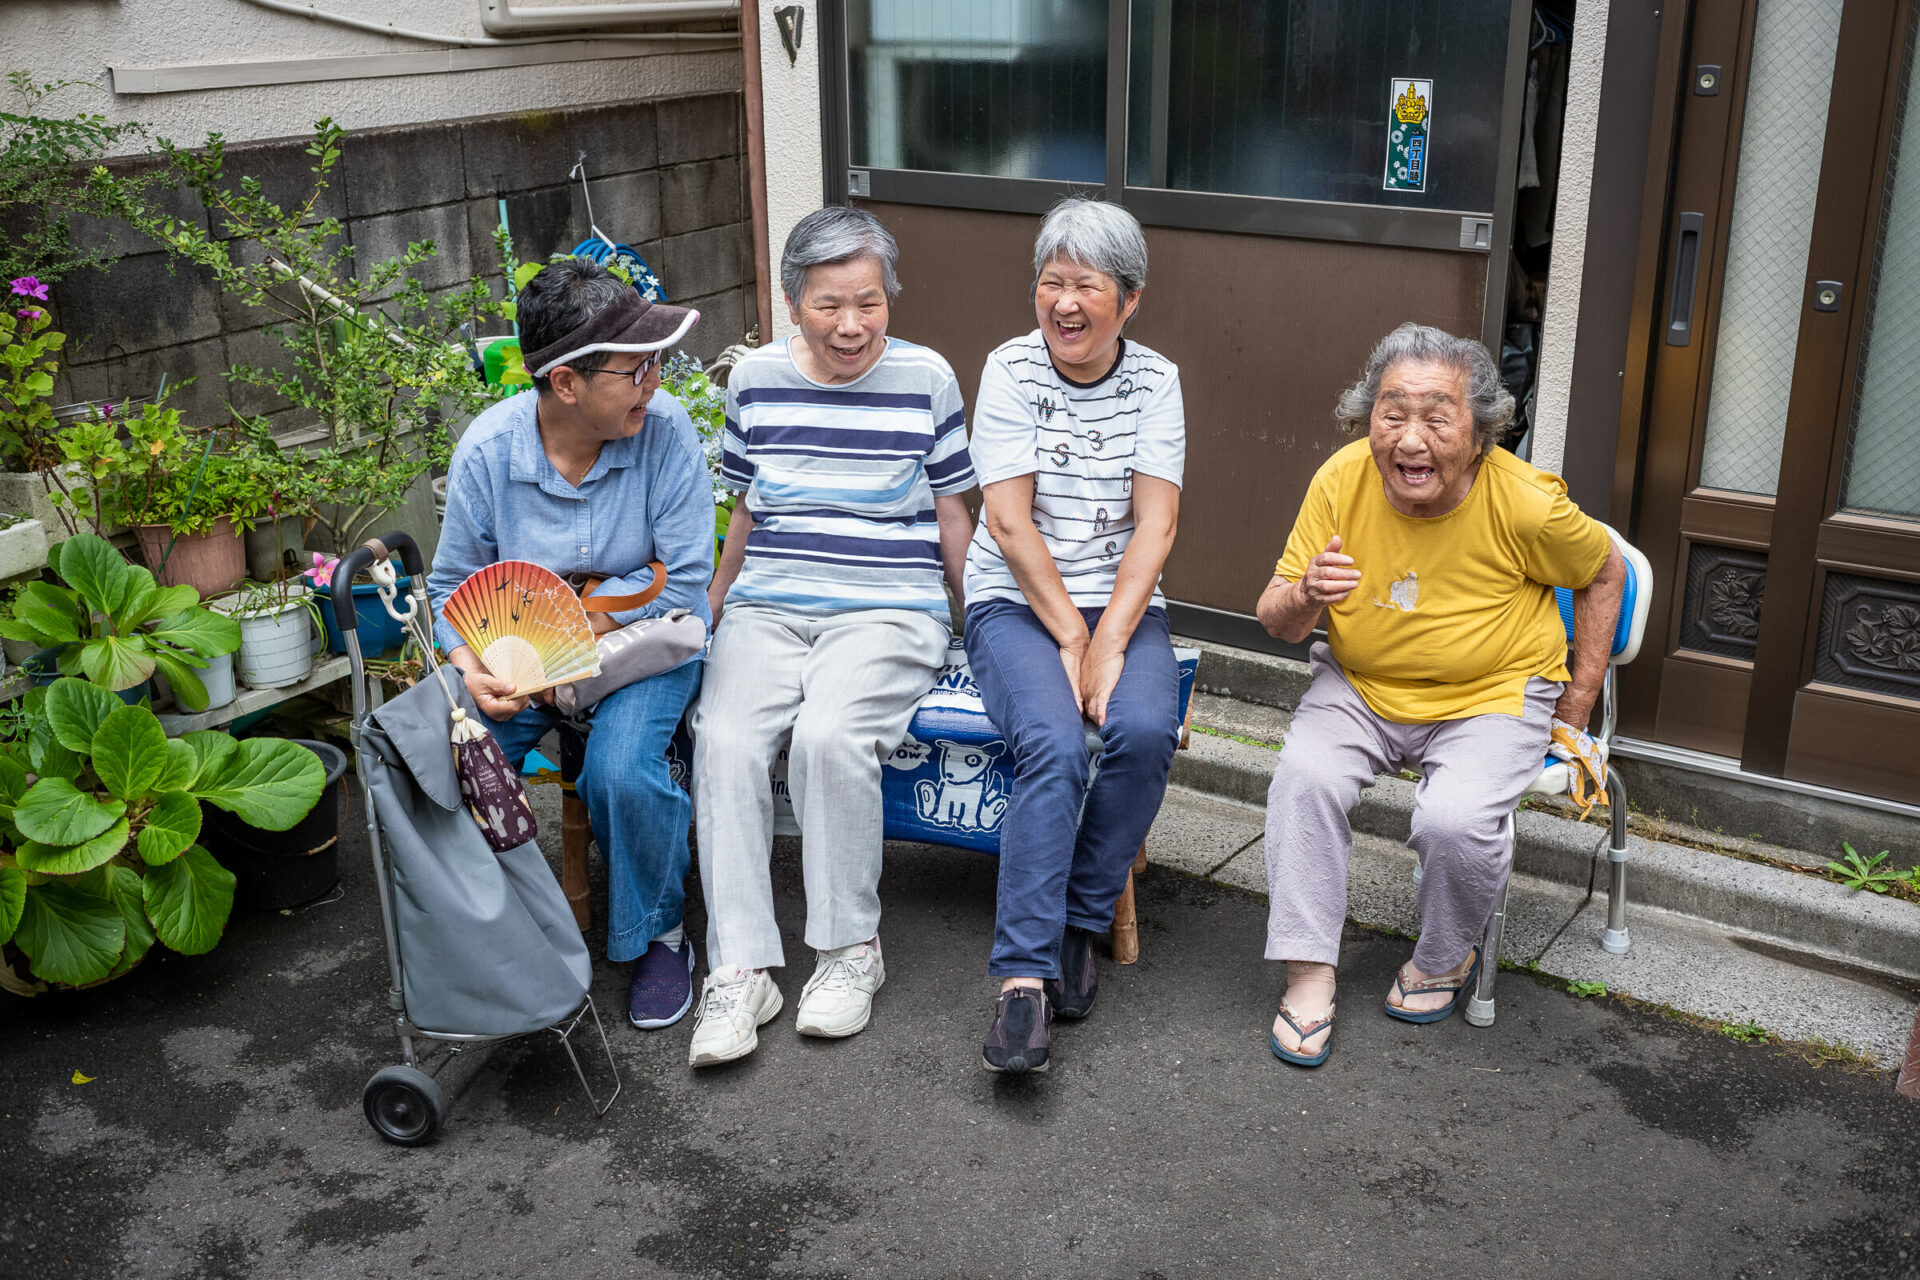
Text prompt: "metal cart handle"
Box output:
[[330, 531, 427, 630]]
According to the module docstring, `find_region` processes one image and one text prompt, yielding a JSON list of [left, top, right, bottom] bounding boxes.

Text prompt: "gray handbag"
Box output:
[[552, 607, 706, 714]]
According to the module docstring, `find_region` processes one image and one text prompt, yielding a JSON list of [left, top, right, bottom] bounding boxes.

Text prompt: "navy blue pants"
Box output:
[[964, 601, 1181, 978]]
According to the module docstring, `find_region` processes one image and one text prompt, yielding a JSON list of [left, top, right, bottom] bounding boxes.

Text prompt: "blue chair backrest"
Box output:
[[1553, 551, 1638, 659]]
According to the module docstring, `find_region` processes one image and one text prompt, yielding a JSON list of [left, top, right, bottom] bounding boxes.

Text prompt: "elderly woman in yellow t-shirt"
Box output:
[[1254, 322, 1624, 1067]]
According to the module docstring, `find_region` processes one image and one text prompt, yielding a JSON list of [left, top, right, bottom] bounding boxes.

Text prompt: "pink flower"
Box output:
[[15, 308, 39, 320], [304, 551, 341, 587], [8, 277, 48, 301]]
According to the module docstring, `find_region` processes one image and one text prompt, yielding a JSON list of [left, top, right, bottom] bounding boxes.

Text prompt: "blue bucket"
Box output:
[[317, 576, 414, 656]]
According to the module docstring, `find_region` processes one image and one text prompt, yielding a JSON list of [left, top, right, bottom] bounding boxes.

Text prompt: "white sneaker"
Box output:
[[687, 965, 783, 1067], [794, 939, 885, 1038]]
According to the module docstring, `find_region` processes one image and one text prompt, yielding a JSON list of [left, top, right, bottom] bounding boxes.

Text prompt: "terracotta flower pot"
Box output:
[[134, 518, 247, 598]]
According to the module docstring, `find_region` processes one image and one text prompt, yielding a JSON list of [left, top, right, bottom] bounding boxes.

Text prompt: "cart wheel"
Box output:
[[362, 1065, 445, 1146]]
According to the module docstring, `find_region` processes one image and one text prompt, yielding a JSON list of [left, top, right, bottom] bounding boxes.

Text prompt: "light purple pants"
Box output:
[[1263, 644, 1560, 973]]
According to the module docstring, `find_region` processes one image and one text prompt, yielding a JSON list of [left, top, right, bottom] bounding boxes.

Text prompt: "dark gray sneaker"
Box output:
[[982, 987, 1052, 1074], [1045, 925, 1098, 1020]]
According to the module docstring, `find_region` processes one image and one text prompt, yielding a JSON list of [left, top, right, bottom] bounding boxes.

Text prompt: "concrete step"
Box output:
[[1169, 726, 1920, 987], [1141, 785, 1920, 1067]]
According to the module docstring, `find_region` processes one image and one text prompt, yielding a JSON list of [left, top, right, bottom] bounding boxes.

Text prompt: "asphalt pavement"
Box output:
[[4, 815, 1919, 1279]]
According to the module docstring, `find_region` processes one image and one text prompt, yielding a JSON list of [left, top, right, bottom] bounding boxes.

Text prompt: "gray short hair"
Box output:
[[1333, 323, 1514, 454], [781, 206, 900, 304], [1032, 196, 1148, 299]]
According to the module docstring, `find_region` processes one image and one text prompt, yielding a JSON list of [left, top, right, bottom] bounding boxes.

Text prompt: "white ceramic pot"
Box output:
[[235, 601, 315, 688]]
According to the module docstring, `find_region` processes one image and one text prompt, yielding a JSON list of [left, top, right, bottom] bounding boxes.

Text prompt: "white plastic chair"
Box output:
[[1410, 525, 1653, 1028]]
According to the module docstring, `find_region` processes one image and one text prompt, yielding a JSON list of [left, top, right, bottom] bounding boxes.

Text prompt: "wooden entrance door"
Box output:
[[1625, 0, 1920, 803]]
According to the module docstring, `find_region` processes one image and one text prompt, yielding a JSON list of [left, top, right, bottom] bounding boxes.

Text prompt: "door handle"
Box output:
[[1665, 212, 1704, 346]]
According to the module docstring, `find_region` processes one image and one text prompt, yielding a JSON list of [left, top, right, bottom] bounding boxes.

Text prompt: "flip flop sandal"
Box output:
[[1268, 999, 1336, 1067], [1383, 948, 1482, 1025]]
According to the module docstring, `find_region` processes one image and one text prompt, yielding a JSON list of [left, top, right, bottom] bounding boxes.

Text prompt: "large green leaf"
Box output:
[[13, 880, 124, 986], [120, 582, 198, 630], [103, 864, 155, 978], [92, 704, 168, 801], [16, 817, 131, 875], [55, 533, 134, 622], [11, 582, 83, 644], [155, 739, 199, 793], [181, 731, 239, 789], [79, 635, 156, 692], [0, 864, 24, 945], [0, 753, 28, 808], [193, 738, 325, 830], [136, 790, 200, 865], [45, 676, 121, 754], [142, 846, 234, 955], [148, 607, 240, 660], [149, 649, 211, 714], [13, 777, 126, 845], [26, 723, 82, 782]]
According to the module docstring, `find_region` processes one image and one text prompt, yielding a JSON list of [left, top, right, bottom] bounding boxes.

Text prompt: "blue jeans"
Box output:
[[485, 659, 703, 963], [964, 601, 1180, 978]]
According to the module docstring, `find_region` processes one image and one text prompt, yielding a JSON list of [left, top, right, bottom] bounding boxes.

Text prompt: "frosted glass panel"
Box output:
[[1698, 0, 1844, 496], [848, 0, 1108, 182], [1843, 34, 1920, 520]]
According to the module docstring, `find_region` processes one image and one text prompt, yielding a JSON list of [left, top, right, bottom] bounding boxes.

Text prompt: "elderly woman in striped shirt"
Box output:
[[964, 198, 1186, 1074], [687, 207, 977, 1067]]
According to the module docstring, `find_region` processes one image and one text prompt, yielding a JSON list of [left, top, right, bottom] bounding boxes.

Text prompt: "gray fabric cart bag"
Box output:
[[360, 676, 591, 1037]]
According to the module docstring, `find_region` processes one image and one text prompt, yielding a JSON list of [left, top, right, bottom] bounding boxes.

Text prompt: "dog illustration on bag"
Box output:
[[915, 740, 1009, 832]]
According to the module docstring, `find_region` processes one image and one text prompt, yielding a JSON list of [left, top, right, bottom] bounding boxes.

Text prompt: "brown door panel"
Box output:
[[1653, 654, 1752, 758], [854, 201, 1485, 617], [1786, 687, 1920, 803]]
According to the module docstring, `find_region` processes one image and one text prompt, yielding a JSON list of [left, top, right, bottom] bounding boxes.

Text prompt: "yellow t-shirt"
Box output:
[[1274, 440, 1611, 723]]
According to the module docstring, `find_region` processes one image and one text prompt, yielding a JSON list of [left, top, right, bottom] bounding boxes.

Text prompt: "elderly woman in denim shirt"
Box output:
[[428, 257, 715, 1032]]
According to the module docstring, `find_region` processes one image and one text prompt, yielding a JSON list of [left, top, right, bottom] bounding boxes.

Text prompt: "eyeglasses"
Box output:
[[574, 350, 662, 385]]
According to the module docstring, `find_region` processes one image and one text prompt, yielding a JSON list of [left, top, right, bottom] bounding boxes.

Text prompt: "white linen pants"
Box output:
[[691, 602, 950, 971]]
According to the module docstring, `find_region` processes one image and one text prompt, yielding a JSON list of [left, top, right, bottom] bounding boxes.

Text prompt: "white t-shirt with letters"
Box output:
[[962, 331, 1185, 609]]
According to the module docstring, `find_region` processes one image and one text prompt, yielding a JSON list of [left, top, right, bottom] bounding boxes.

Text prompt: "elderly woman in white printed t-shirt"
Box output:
[[961, 197, 1186, 1075]]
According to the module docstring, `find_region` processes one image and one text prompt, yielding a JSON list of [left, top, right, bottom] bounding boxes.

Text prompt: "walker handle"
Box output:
[[330, 532, 424, 631]]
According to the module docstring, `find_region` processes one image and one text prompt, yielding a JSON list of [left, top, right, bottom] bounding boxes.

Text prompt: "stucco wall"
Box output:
[[4, 0, 739, 152], [755, 0, 824, 340], [1530, 2, 1609, 478]]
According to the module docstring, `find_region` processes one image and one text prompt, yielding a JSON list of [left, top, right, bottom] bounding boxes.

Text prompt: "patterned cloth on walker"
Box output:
[[667, 639, 1201, 854]]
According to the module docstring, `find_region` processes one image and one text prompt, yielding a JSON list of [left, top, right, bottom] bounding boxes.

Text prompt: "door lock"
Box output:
[[1813, 280, 1844, 312], [1695, 65, 1722, 95]]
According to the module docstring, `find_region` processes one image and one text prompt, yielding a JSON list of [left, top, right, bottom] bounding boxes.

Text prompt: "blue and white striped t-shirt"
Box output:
[[721, 337, 976, 617]]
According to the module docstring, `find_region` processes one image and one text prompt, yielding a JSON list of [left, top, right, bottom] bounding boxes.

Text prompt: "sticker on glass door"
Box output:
[[1384, 78, 1433, 192]]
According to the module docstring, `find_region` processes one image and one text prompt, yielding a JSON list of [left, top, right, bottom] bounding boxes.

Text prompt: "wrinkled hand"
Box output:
[[464, 666, 528, 721], [1300, 535, 1360, 607], [1079, 648, 1125, 727]]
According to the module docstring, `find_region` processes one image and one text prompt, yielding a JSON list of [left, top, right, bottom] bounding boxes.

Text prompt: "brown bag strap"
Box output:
[[577, 561, 667, 613]]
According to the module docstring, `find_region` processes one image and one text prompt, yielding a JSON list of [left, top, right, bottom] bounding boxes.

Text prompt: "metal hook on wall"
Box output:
[[774, 5, 804, 67], [568, 152, 618, 254]]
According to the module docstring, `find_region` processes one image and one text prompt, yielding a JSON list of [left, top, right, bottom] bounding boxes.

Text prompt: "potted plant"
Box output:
[[0, 675, 325, 991], [50, 396, 264, 598], [90, 119, 510, 562], [216, 575, 321, 689], [0, 532, 240, 710], [0, 74, 167, 542], [201, 736, 348, 909]]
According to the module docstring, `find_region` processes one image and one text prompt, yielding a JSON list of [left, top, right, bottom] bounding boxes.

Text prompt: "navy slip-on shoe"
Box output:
[[629, 940, 697, 1029]]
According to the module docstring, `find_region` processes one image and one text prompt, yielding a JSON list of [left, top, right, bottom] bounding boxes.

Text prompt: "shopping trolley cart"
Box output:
[[330, 533, 620, 1145]]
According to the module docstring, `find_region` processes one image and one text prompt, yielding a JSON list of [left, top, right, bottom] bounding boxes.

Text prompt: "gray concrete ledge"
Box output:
[[1174, 634, 1312, 710], [1170, 732, 1920, 984]]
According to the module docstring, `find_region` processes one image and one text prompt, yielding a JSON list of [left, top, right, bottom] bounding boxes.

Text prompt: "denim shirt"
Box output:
[[428, 388, 715, 668]]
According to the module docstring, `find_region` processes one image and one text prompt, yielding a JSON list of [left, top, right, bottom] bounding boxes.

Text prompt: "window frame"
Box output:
[[819, 0, 1536, 349]]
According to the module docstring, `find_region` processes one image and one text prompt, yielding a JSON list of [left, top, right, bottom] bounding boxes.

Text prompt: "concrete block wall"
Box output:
[[42, 93, 758, 437]]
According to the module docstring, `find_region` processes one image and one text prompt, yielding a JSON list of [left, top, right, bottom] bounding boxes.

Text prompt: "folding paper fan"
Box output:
[[441, 561, 600, 697]]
